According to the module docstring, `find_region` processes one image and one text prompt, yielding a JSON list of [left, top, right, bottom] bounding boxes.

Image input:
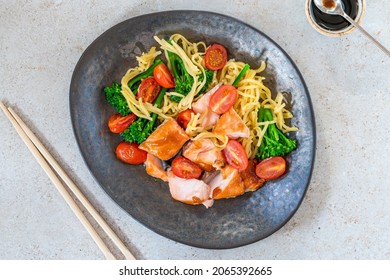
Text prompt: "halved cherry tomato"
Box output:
[[209, 84, 238, 114], [107, 113, 137, 134], [171, 156, 202, 179], [115, 142, 147, 164], [222, 139, 248, 171], [176, 109, 194, 129], [255, 156, 286, 180], [136, 77, 161, 103], [153, 63, 175, 88], [204, 43, 227, 70]]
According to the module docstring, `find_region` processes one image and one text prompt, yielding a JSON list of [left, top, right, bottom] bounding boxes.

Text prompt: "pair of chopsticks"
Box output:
[[0, 101, 135, 260]]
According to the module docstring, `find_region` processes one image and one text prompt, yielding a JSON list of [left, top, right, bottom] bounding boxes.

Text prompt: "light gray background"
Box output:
[[1, 0, 389, 259]]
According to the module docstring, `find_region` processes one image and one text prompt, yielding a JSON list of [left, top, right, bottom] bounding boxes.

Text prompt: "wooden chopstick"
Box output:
[[0, 101, 135, 260], [7, 106, 135, 260]]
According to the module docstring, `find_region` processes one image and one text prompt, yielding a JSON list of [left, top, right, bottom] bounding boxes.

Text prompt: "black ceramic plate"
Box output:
[[70, 11, 315, 249]]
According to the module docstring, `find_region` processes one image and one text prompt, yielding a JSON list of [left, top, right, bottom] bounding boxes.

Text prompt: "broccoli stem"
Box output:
[[167, 51, 184, 83], [145, 86, 166, 127], [128, 58, 163, 92], [198, 68, 214, 95], [256, 107, 297, 160], [152, 86, 167, 108], [167, 51, 193, 102], [232, 64, 250, 87]]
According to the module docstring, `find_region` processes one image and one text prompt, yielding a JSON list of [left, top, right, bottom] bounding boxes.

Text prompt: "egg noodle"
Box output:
[[120, 34, 297, 159]]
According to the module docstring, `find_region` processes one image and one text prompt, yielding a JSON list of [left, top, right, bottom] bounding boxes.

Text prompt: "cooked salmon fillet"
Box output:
[[145, 153, 168, 182], [213, 107, 250, 139], [182, 138, 225, 171], [192, 84, 221, 127], [139, 119, 190, 160], [167, 171, 214, 208], [208, 164, 245, 199], [239, 159, 265, 192]]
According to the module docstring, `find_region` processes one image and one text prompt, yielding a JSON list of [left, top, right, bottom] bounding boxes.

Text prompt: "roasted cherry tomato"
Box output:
[[107, 113, 137, 134], [136, 77, 161, 103], [176, 109, 194, 129], [204, 43, 227, 70], [209, 84, 238, 114], [255, 156, 286, 180], [172, 156, 203, 179], [153, 63, 175, 88], [115, 142, 147, 164], [222, 139, 248, 171]]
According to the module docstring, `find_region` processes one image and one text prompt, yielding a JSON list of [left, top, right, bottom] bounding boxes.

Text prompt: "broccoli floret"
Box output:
[[167, 51, 214, 102], [121, 116, 154, 144], [120, 88, 167, 144], [103, 59, 163, 115], [256, 107, 297, 160], [103, 82, 130, 116]]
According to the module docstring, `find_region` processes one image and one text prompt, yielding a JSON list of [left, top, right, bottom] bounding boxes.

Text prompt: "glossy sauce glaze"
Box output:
[[312, 0, 358, 31]]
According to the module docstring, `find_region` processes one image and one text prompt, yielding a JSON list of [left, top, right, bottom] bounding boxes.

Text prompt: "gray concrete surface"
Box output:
[[1, 0, 389, 260]]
